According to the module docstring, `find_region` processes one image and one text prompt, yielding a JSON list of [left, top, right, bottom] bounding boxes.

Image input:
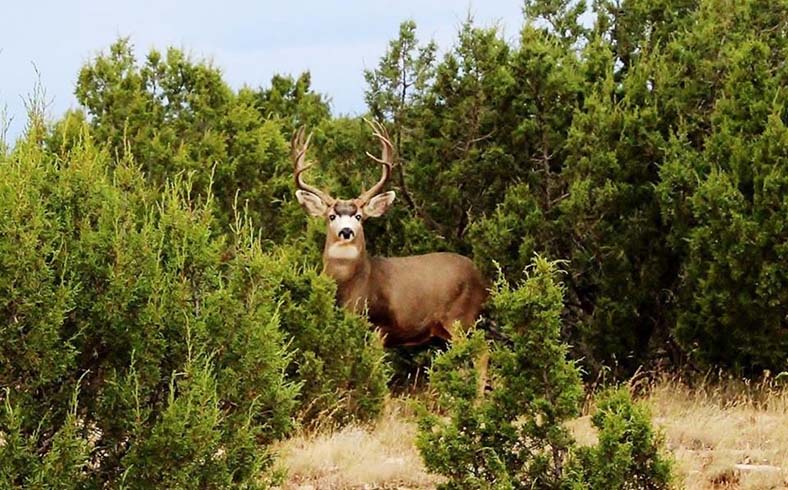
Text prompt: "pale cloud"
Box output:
[[1, 0, 523, 141]]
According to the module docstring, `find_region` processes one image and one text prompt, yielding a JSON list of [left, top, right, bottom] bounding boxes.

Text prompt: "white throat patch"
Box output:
[[327, 242, 361, 260]]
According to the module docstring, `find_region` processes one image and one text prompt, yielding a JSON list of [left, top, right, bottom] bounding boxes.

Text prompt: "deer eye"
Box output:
[[329, 214, 336, 221], [355, 214, 362, 221]]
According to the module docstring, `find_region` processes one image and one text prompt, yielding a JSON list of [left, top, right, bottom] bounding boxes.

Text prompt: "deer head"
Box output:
[[292, 120, 396, 259]]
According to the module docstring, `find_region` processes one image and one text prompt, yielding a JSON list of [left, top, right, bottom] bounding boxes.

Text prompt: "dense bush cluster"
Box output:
[[362, 0, 788, 375], [33, 0, 787, 376], [2, 0, 786, 486], [0, 116, 386, 487]]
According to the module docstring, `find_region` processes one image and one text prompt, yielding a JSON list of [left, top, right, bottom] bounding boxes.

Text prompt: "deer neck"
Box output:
[[322, 236, 371, 309], [323, 237, 370, 285]]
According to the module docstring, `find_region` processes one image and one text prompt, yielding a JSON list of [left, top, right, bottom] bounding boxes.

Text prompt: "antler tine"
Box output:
[[291, 126, 334, 204], [358, 118, 394, 204]]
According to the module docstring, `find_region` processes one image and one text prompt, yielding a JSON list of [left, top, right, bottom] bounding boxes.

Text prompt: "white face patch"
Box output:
[[326, 210, 363, 260], [328, 214, 363, 241]]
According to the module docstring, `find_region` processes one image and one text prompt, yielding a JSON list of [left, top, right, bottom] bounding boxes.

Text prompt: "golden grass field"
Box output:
[[275, 375, 787, 490]]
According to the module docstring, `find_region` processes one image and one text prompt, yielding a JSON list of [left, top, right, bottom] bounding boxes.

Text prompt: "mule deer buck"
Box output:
[[292, 121, 488, 347]]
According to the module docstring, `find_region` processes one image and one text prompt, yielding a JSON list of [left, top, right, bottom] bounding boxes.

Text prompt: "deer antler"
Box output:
[[292, 126, 335, 204], [357, 119, 394, 205]]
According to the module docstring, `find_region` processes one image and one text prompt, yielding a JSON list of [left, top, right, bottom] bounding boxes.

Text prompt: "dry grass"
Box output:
[[276, 376, 788, 490], [647, 375, 788, 489], [274, 399, 441, 490]]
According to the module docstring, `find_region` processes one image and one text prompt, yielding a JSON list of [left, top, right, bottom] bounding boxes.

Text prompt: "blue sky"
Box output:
[[1, 0, 525, 141]]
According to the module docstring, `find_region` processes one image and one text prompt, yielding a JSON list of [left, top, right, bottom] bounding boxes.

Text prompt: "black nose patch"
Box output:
[[338, 228, 354, 239]]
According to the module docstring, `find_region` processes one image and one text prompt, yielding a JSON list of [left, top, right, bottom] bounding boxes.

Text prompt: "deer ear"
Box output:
[[296, 190, 328, 217], [363, 191, 396, 218]]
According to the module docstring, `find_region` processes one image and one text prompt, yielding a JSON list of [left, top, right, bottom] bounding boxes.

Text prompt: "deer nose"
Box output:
[[338, 228, 354, 240]]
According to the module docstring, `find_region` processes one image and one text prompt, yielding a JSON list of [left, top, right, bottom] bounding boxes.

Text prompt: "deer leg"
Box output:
[[441, 285, 490, 402], [429, 321, 453, 342], [431, 318, 490, 402], [442, 282, 484, 337], [384, 327, 433, 348], [475, 349, 490, 404]]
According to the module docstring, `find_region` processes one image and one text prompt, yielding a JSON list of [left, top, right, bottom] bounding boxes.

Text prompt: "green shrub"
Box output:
[[267, 248, 390, 425], [468, 183, 545, 285], [417, 257, 673, 489], [0, 129, 297, 487], [120, 355, 273, 489], [0, 388, 90, 490], [654, 1, 788, 370], [417, 257, 582, 489], [73, 39, 310, 236], [569, 388, 673, 490], [1, 122, 391, 483]]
